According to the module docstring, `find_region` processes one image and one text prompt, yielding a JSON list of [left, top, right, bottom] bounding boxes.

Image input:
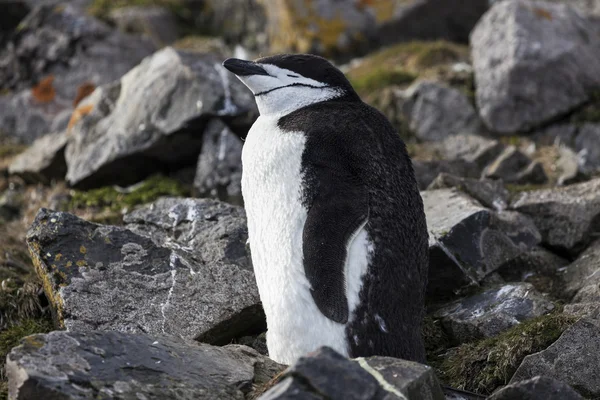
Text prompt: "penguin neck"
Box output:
[[254, 86, 359, 117]]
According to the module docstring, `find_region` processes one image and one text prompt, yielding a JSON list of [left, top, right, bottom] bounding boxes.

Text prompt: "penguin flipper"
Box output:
[[302, 165, 369, 324]]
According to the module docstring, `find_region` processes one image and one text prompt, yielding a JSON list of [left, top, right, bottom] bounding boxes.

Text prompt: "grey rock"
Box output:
[[433, 283, 554, 343], [511, 317, 600, 398], [413, 159, 478, 190], [575, 123, 600, 173], [436, 134, 506, 171], [194, 119, 243, 205], [8, 130, 67, 183], [572, 284, 600, 304], [511, 178, 600, 256], [65, 46, 258, 189], [542, 0, 600, 17], [26, 198, 263, 343], [483, 146, 548, 184], [259, 347, 444, 400], [427, 173, 509, 210], [488, 376, 583, 400], [0, 4, 155, 143], [398, 80, 481, 142], [6, 330, 285, 400], [423, 189, 541, 299], [471, 0, 600, 133], [562, 239, 600, 300], [109, 6, 179, 47], [563, 302, 600, 319], [0, 185, 22, 223], [497, 247, 569, 296]]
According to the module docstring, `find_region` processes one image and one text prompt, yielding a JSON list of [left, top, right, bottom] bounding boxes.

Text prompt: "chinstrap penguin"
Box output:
[[222, 54, 429, 365]]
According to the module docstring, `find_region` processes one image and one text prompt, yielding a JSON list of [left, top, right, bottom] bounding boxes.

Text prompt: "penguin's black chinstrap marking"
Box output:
[[254, 83, 332, 97]]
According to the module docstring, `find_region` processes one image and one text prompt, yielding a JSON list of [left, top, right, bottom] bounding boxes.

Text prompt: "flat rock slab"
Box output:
[[427, 173, 509, 211], [259, 347, 444, 400], [488, 376, 583, 400], [6, 330, 284, 400], [26, 198, 262, 344], [423, 189, 541, 299], [511, 178, 600, 256], [471, 0, 600, 133], [65, 46, 257, 189], [562, 239, 600, 301], [511, 317, 600, 398], [433, 283, 554, 343]]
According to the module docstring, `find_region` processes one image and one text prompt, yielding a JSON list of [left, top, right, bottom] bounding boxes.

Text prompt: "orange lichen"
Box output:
[[31, 75, 56, 103], [533, 7, 552, 20], [67, 104, 94, 132], [73, 81, 96, 107]]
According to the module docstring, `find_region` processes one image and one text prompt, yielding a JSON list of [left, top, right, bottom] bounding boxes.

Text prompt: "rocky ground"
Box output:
[[1, 0, 600, 399]]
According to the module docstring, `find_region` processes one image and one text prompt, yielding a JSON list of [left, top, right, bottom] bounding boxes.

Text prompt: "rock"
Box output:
[[0, 185, 22, 222], [427, 173, 509, 210], [436, 134, 505, 171], [263, 0, 488, 60], [572, 285, 600, 304], [433, 283, 554, 343], [26, 199, 263, 343], [0, 1, 29, 44], [65, 47, 258, 189], [413, 159, 477, 190], [511, 317, 600, 398], [511, 178, 600, 256], [193, 119, 243, 205], [562, 239, 600, 300], [497, 247, 569, 296], [0, 4, 155, 143], [542, 0, 600, 17], [423, 188, 541, 299], [8, 131, 67, 183], [259, 347, 445, 400], [575, 123, 600, 173], [397, 80, 481, 142], [483, 146, 548, 184], [488, 376, 583, 400], [471, 0, 600, 133], [109, 6, 179, 47], [6, 330, 284, 400], [563, 302, 600, 319]]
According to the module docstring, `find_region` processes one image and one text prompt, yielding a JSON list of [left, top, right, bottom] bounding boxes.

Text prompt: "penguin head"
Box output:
[[223, 54, 359, 116]]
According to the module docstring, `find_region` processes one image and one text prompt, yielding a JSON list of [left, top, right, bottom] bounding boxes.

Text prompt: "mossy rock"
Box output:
[[88, 0, 188, 18], [435, 311, 577, 395], [0, 144, 26, 160], [349, 68, 416, 97]]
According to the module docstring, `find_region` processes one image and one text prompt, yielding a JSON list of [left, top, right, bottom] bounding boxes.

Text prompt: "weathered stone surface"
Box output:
[[575, 123, 600, 174], [427, 173, 509, 210], [109, 6, 179, 47], [483, 146, 548, 184], [511, 178, 600, 256], [263, 0, 488, 59], [563, 302, 600, 319], [471, 0, 600, 133], [488, 376, 583, 400], [433, 283, 554, 343], [413, 159, 477, 190], [436, 134, 506, 171], [0, 1, 29, 44], [259, 347, 444, 400], [193, 119, 243, 205], [0, 4, 155, 143], [423, 189, 541, 299], [562, 239, 600, 301], [8, 131, 67, 183], [542, 0, 600, 17], [26, 198, 263, 343], [397, 80, 481, 142], [65, 46, 258, 189], [6, 330, 284, 400], [511, 317, 600, 398]]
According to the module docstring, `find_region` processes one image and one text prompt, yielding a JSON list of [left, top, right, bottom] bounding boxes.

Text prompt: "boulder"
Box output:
[[427, 173, 509, 210], [6, 330, 284, 400], [64, 47, 258, 189], [193, 119, 243, 205], [562, 239, 600, 301], [511, 178, 600, 256], [26, 198, 263, 344], [397, 80, 481, 142], [471, 0, 600, 133], [8, 131, 67, 183], [435, 134, 506, 171], [488, 376, 583, 400], [109, 6, 180, 47], [0, 4, 155, 143], [423, 189, 541, 299], [574, 123, 600, 174], [259, 347, 445, 400], [483, 146, 548, 184], [511, 317, 600, 398], [433, 283, 554, 343], [542, 0, 600, 17], [413, 159, 477, 190]]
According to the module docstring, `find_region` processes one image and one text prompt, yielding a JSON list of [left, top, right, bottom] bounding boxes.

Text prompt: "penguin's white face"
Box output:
[[223, 56, 350, 116]]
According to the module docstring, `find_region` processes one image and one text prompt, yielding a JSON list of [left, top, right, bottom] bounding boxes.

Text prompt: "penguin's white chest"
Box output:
[[241, 115, 369, 365]]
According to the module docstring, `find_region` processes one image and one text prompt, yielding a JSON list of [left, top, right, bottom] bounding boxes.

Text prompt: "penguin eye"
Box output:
[[287, 74, 299, 78]]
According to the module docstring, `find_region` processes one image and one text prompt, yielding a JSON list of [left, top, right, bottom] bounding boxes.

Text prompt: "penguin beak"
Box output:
[[222, 58, 270, 77]]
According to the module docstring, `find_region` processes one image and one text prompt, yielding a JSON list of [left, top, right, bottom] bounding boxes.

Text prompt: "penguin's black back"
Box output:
[[278, 98, 429, 363]]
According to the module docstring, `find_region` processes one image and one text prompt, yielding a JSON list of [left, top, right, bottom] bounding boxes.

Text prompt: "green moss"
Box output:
[[0, 278, 46, 330], [570, 90, 600, 125], [436, 311, 576, 395], [89, 0, 185, 17], [0, 317, 53, 374], [349, 68, 416, 96], [0, 144, 26, 159], [505, 183, 551, 195], [69, 174, 189, 212], [422, 316, 451, 362]]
